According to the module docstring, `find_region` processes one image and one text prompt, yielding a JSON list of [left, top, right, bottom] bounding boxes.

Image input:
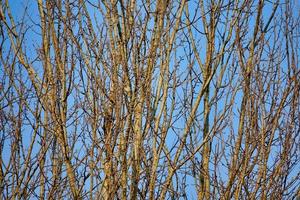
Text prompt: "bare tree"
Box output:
[[1, 0, 299, 199]]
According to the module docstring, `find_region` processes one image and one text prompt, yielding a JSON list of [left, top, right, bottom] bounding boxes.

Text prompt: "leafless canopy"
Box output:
[[1, 0, 300, 199]]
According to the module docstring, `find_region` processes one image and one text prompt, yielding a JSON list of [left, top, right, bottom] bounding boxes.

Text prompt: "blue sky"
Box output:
[[1, 0, 300, 199]]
